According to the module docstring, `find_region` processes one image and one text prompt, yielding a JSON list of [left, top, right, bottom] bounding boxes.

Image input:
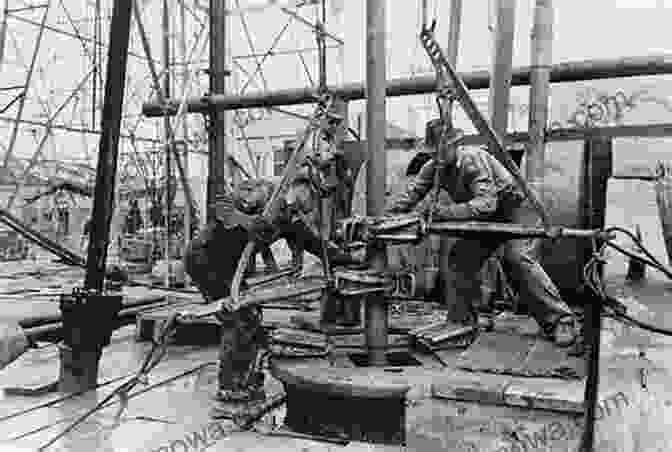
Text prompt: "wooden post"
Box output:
[[207, 0, 228, 222]]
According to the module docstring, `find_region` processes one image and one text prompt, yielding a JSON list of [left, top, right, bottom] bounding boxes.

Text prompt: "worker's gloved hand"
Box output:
[[248, 216, 276, 244], [430, 203, 472, 221]]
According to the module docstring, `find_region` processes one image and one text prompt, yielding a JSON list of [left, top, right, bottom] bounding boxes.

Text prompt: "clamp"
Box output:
[[334, 269, 396, 297]]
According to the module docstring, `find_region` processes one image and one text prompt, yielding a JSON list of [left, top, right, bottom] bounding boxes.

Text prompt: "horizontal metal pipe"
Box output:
[[25, 300, 173, 341], [426, 222, 605, 240], [143, 54, 672, 116], [19, 295, 167, 329]]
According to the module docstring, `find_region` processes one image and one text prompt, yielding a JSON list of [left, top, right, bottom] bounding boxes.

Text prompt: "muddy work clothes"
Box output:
[[184, 205, 349, 393], [387, 147, 574, 329]]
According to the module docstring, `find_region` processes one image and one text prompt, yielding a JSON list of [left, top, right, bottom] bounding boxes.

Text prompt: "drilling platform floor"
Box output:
[[0, 254, 671, 452]]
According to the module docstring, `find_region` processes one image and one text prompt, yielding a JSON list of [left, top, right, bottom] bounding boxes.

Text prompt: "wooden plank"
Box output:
[[432, 370, 511, 405], [503, 377, 588, 413], [270, 328, 328, 350]]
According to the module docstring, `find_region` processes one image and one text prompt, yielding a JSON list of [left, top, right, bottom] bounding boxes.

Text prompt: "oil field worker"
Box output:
[[184, 176, 357, 406], [385, 119, 579, 347]]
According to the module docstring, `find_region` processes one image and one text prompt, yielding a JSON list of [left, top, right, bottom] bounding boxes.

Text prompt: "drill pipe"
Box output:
[[425, 221, 608, 241]]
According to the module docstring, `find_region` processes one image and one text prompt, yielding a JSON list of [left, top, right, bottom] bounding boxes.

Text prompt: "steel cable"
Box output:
[[582, 228, 672, 337]]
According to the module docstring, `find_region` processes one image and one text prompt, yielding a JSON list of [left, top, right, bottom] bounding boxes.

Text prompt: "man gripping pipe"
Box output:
[[184, 175, 357, 408], [385, 119, 579, 347]]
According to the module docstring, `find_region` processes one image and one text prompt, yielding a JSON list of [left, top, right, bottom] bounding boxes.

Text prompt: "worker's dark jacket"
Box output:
[[387, 147, 525, 220], [183, 199, 334, 302]]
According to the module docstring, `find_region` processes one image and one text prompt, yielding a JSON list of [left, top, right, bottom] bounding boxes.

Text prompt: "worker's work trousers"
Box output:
[[216, 307, 265, 392], [442, 201, 574, 330]]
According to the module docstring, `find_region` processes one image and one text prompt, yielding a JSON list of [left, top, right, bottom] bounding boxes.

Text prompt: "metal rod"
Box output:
[[426, 222, 604, 240], [526, 0, 553, 182], [2, 1, 49, 168], [0, 207, 85, 266], [580, 291, 602, 452], [143, 54, 672, 115], [279, 6, 343, 45], [24, 299, 174, 343], [0, 3, 10, 71], [165, 45, 340, 63], [84, 0, 133, 292], [20, 295, 166, 329], [365, 0, 388, 367], [163, 0, 172, 287], [93, 0, 100, 131], [131, 0, 200, 226], [7, 12, 161, 64], [6, 69, 95, 209], [0, 116, 161, 143], [207, 0, 229, 221], [180, 0, 191, 248]]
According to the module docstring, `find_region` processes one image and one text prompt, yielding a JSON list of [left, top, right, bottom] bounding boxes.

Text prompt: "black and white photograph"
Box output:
[[0, 0, 670, 450]]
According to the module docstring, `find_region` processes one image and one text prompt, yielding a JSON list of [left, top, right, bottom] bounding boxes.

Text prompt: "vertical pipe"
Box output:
[[0, 0, 8, 71], [420, 0, 428, 29], [488, 0, 517, 135], [207, 0, 228, 222], [180, 0, 190, 246], [93, 0, 100, 130], [365, 0, 388, 367], [526, 0, 553, 182], [580, 289, 601, 452], [163, 0, 172, 286], [446, 0, 462, 69], [84, 0, 133, 291]]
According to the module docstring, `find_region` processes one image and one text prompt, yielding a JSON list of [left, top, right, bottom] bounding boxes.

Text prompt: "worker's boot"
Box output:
[[541, 313, 581, 348]]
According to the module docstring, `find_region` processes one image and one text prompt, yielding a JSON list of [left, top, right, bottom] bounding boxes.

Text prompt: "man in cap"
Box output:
[[184, 175, 357, 408], [385, 119, 579, 347]]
